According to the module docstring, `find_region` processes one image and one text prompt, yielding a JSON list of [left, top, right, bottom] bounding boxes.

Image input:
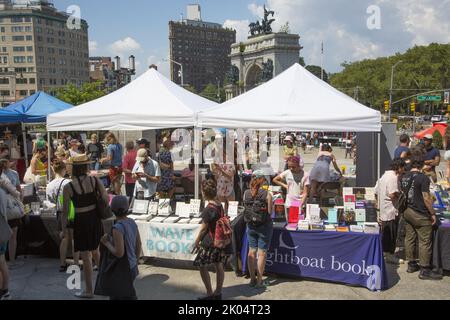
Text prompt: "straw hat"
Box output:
[[55, 147, 67, 158], [70, 139, 81, 146], [65, 154, 93, 165]]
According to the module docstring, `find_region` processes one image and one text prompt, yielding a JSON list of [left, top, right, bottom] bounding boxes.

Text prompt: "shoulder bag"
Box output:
[[91, 177, 113, 220], [394, 174, 417, 214], [94, 222, 136, 298], [5, 193, 25, 221]]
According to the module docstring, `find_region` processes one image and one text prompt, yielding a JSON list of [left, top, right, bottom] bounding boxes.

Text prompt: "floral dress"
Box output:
[[157, 147, 175, 193], [213, 164, 235, 199]]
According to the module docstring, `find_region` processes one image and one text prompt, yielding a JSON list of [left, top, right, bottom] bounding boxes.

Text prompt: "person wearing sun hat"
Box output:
[[283, 135, 298, 170], [69, 139, 82, 158], [62, 154, 109, 299]]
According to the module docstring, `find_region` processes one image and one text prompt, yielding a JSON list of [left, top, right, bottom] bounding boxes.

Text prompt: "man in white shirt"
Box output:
[[132, 149, 161, 201], [375, 159, 406, 264]]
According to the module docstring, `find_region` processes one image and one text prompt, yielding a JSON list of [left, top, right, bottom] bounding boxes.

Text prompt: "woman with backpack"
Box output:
[[244, 170, 273, 289], [46, 161, 80, 272], [194, 179, 231, 301]]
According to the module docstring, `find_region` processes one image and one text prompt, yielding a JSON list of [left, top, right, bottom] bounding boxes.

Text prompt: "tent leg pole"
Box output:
[[22, 123, 28, 169], [377, 132, 381, 181], [194, 127, 200, 200], [48, 131, 51, 180]]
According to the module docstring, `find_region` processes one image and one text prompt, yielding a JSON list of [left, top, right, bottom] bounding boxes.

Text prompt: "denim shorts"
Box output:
[[0, 242, 7, 255], [247, 223, 274, 252]]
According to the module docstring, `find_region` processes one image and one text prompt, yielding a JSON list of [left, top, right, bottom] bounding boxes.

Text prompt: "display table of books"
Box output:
[[241, 187, 388, 291], [130, 199, 240, 261]]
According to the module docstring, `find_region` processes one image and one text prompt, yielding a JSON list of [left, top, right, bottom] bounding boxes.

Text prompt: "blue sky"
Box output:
[[49, 0, 449, 77]]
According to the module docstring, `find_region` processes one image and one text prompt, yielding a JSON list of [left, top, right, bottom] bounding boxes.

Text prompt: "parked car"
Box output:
[[431, 115, 444, 123]]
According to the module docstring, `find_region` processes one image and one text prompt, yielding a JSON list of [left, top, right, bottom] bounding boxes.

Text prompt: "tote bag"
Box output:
[[5, 194, 25, 221], [94, 237, 136, 298]]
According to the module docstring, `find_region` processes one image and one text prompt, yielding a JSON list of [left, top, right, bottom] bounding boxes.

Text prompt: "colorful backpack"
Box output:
[[208, 204, 232, 249]]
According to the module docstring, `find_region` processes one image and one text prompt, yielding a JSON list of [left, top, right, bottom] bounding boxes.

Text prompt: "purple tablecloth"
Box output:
[[242, 227, 388, 291]]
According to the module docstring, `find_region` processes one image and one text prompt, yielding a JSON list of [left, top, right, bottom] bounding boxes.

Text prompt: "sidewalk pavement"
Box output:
[[6, 256, 450, 300]]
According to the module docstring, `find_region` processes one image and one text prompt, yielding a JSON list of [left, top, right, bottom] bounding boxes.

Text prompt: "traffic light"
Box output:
[[384, 100, 390, 112], [410, 102, 416, 113]]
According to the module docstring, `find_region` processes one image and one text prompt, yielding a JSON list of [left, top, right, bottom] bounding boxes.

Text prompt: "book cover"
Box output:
[[344, 195, 356, 203], [336, 226, 350, 233], [355, 209, 366, 222], [327, 208, 338, 224]]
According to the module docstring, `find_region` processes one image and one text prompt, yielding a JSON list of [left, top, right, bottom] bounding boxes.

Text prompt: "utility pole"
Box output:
[[164, 58, 184, 87], [320, 41, 324, 81], [216, 78, 221, 103], [389, 60, 403, 122]]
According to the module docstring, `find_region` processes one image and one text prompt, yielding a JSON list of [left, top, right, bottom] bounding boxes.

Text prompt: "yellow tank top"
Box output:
[[284, 146, 296, 157], [36, 159, 46, 176]]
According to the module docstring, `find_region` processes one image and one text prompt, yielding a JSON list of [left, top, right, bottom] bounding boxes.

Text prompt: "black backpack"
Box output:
[[394, 174, 417, 214], [243, 190, 269, 227]]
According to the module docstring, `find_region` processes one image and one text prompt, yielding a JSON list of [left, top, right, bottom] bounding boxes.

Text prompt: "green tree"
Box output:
[[200, 83, 225, 103], [57, 81, 106, 106], [330, 43, 450, 112], [306, 65, 329, 83], [299, 57, 306, 67], [433, 130, 443, 150], [184, 85, 197, 94]]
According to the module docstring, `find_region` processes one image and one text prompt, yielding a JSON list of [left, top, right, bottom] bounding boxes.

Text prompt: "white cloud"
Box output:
[[242, 0, 449, 72], [223, 19, 250, 42], [88, 40, 98, 54], [248, 3, 264, 18], [393, 0, 450, 45], [109, 37, 141, 55]]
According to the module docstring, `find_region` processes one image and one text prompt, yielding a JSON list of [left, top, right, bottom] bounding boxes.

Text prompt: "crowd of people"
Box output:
[[4, 128, 442, 300], [375, 133, 445, 281]]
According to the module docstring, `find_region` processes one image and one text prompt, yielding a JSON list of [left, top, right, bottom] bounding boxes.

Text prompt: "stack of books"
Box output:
[[298, 221, 310, 231], [350, 225, 364, 233], [336, 226, 350, 233]]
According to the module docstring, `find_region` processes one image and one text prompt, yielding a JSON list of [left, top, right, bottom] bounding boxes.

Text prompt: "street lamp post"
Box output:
[[164, 58, 184, 87], [389, 60, 403, 122]]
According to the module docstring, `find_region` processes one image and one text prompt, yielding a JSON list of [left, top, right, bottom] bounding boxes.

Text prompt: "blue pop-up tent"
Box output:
[[0, 92, 73, 169], [0, 91, 72, 123]]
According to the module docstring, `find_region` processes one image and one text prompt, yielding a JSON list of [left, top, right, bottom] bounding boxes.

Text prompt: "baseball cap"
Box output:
[[252, 170, 266, 179], [136, 138, 150, 146], [111, 196, 130, 216], [136, 148, 149, 162], [424, 134, 433, 140]]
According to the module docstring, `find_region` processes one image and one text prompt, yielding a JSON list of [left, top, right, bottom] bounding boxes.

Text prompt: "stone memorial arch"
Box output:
[[225, 5, 302, 100]]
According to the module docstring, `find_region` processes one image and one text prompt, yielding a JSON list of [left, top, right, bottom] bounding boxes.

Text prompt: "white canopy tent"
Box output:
[[47, 68, 217, 131], [198, 63, 382, 181], [197, 63, 381, 132], [47, 67, 218, 198]]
